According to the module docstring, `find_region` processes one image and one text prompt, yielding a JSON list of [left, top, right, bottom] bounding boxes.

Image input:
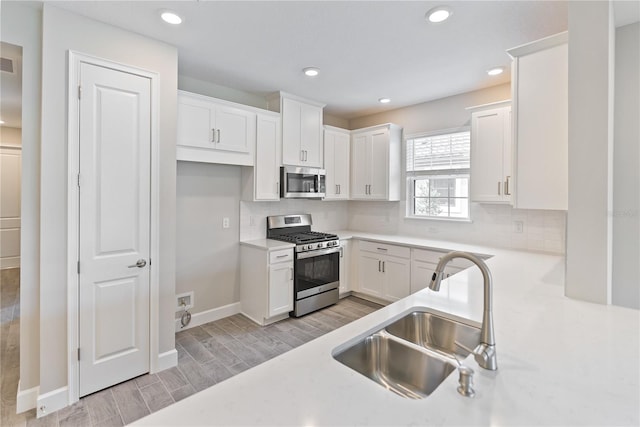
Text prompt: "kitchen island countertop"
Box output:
[[136, 233, 639, 426]]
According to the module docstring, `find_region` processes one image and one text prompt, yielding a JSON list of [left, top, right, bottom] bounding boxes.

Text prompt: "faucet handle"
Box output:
[[473, 343, 498, 371], [457, 365, 476, 398]]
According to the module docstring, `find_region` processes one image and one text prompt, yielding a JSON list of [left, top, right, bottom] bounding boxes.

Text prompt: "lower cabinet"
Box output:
[[240, 245, 294, 325], [410, 248, 471, 294], [338, 240, 352, 296], [357, 241, 410, 302]]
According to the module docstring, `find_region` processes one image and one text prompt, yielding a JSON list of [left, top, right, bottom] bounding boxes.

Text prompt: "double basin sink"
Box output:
[[332, 310, 481, 399]]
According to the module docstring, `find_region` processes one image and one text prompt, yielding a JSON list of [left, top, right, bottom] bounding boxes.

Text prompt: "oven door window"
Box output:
[[295, 251, 339, 293]]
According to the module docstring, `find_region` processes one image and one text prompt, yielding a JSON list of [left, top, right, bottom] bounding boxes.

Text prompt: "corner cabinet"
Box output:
[[240, 245, 294, 326], [267, 92, 325, 168], [469, 101, 512, 204], [242, 112, 281, 201], [350, 124, 402, 201], [177, 91, 256, 166], [324, 126, 350, 200], [508, 32, 568, 210]]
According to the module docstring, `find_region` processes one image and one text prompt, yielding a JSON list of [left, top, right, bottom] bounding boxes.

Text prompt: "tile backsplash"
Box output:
[[241, 200, 566, 255]]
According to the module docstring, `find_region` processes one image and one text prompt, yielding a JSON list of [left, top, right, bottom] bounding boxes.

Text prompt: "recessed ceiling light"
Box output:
[[426, 6, 452, 23], [303, 67, 319, 77], [487, 67, 505, 76], [161, 11, 182, 25], [378, 98, 391, 104]]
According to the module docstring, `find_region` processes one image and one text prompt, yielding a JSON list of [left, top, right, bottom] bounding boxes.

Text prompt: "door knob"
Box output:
[[128, 259, 147, 268]]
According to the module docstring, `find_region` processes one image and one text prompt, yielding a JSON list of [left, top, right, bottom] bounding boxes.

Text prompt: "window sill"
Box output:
[[404, 215, 473, 224]]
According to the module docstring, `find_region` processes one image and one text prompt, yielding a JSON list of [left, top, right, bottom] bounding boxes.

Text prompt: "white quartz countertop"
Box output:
[[137, 233, 640, 426], [239, 238, 295, 251]]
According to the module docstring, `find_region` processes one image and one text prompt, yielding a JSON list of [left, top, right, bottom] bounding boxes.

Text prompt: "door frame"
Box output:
[[66, 51, 161, 404]]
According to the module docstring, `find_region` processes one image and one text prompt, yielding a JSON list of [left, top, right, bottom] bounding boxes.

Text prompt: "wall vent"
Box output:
[[0, 57, 14, 74]]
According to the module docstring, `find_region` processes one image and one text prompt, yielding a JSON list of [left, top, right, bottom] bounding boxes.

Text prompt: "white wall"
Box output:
[[0, 0, 42, 397], [176, 162, 242, 315], [346, 83, 567, 254], [612, 22, 640, 309], [38, 4, 177, 396], [0, 126, 22, 147], [566, 1, 615, 304]]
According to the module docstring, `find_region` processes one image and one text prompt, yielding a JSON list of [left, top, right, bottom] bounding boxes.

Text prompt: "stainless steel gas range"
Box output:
[[266, 214, 339, 317]]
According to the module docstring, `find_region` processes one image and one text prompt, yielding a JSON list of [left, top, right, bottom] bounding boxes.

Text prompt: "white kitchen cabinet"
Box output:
[[508, 32, 568, 210], [267, 92, 325, 168], [469, 101, 512, 203], [241, 112, 281, 201], [177, 91, 256, 166], [338, 240, 352, 296], [350, 124, 402, 201], [240, 246, 293, 325], [356, 241, 410, 302], [410, 248, 473, 294], [324, 126, 350, 200]]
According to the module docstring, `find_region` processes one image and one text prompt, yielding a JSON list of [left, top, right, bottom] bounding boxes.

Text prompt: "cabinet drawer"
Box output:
[[269, 249, 293, 264], [411, 248, 474, 270], [359, 241, 410, 259]]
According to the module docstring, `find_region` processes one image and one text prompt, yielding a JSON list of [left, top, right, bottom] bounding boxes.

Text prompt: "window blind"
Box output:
[[406, 130, 470, 173]]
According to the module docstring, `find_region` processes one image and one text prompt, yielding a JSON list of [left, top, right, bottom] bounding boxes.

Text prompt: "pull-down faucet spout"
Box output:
[[429, 251, 498, 371]]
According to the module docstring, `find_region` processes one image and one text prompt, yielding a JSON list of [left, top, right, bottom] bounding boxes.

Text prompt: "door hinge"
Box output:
[[77, 261, 80, 274], [77, 348, 80, 361], [78, 85, 82, 100]]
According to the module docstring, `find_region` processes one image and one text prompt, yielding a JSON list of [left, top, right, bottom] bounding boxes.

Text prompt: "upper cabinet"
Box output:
[[469, 101, 512, 204], [508, 32, 568, 210], [350, 124, 402, 201], [177, 91, 256, 166], [324, 126, 350, 200], [268, 92, 325, 168], [242, 112, 281, 201]]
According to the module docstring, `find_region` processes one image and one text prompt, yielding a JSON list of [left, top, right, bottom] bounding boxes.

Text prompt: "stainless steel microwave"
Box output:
[[280, 166, 326, 199]]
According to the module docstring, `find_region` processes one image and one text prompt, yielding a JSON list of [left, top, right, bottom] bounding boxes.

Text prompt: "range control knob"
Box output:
[[317, 243, 324, 248], [306, 245, 313, 250]]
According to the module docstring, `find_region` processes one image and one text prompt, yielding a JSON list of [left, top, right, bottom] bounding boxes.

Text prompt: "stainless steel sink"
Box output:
[[333, 310, 481, 399], [385, 311, 481, 361], [333, 330, 456, 399]]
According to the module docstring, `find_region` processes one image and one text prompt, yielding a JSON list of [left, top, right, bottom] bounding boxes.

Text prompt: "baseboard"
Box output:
[[154, 349, 178, 373], [174, 302, 241, 332], [350, 291, 390, 307], [0, 257, 20, 269], [339, 291, 353, 299], [16, 380, 38, 413], [36, 386, 68, 418]]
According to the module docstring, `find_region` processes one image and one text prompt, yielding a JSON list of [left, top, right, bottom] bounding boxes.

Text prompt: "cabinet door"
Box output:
[[411, 260, 437, 294], [382, 256, 410, 302], [333, 132, 350, 199], [282, 97, 302, 165], [255, 114, 281, 201], [470, 107, 510, 203], [324, 131, 338, 199], [358, 253, 382, 297], [214, 105, 255, 153], [269, 262, 293, 317], [177, 96, 215, 149], [369, 129, 389, 199], [339, 241, 351, 294], [351, 133, 370, 199], [300, 103, 323, 167]]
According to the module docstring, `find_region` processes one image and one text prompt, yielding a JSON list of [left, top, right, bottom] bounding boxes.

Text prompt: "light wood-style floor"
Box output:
[[0, 269, 381, 426]]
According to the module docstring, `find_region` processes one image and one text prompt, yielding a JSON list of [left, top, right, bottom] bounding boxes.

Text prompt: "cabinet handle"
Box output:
[[378, 260, 381, 272], [340, 247, 344, 258], [276, 182, 279, 193], [504, 176, 511, 196], [338, 184, 341, 195], [497, 181, 501, 196], [376, 247, 388, 251], [276, 254, 288, 258], [300, 150, 304, 161], [290, 267, 294, 281], [382, 261, 385, 273], [216, 129, 221, 144], [304, 150, 308, 161], [210, 129, 215, 143]]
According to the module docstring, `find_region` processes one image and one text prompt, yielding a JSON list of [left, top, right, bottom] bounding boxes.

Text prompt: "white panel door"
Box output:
[[78, 62, 151, 397], [215, 105, 254, 153], [255, 113, 280, 201], [324, 131, 338, 198], [281, 97, 302, 165], [300, 103, 322, 167], [369, 129, 389, 199], [358, 253, 382, 297], [471, 108, 508, 203], [0, 147, 21, 269], [350, 133, 369, 199], [382, 256, 410, 302], [269, 262, 293, 317], [177, 95, 214, 149]]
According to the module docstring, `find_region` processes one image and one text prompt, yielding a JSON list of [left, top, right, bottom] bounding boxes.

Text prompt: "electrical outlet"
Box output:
[[514, 221, 524, 233], [176, 291, 194, 311], [223, 217, 230, 229]]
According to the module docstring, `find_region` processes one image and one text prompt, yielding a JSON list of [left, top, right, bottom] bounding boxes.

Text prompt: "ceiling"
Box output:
[[4, 1, 638, 122], [45, 0, 572, 119]]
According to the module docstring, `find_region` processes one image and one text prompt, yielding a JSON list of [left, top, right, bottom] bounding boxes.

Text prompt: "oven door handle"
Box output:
[[296, 246, 341, 260]]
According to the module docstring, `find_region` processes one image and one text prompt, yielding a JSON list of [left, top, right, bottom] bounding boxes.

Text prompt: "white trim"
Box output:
[[404, 126, 471, 141], [507, 31, 568, 58], [154, 349, 178, 373], [36, 386, 68, 418], [465, 99, 512, 112], [16, 381, 38, 413], [67, 51, 161, 405], [175, 302, 241, 332]]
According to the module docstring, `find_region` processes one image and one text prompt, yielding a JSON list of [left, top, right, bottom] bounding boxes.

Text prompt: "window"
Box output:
[[406, 129, 470, 220]]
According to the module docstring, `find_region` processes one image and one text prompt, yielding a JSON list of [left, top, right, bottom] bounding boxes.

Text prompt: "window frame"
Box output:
[[405, 127, 472, 221]]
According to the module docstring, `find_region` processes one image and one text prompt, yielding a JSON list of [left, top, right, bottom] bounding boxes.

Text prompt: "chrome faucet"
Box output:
[[429, 251, 498, 371]]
